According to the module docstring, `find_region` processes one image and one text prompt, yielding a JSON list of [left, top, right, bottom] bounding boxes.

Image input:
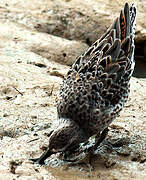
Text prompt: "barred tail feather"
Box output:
[[129, 3, 137, 74]]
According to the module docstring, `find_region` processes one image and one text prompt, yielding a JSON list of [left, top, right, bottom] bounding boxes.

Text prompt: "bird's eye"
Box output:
[[52, 148, 56, 153]]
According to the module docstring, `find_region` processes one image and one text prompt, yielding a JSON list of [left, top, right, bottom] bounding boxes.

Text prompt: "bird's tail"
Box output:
[[127, 3, 137, 72], [121, 3, 136, 73], [100, 3, 136, 43], [71, 3, 137, 79], [97, 3, 137, 74], [129, 3, 137, 44]]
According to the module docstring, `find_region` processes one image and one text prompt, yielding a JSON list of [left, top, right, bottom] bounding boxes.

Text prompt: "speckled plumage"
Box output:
[[31, 3, 137, 165], [57, 3, 136, 138]]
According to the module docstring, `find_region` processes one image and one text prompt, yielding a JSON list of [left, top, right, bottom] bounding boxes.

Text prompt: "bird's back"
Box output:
[[57, 3, 136, 137]]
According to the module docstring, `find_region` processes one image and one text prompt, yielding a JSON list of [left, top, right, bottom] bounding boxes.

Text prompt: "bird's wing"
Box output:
[[57, 3, 136, 133]]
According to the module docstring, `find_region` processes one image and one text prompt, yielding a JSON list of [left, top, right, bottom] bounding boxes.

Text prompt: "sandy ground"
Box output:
[[0, 0, 146, 179]]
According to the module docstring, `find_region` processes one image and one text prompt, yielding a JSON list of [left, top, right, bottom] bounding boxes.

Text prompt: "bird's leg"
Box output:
[[30, 149, 53, 165], [92, 128, 109, 152], [86, 128, 109, 169]]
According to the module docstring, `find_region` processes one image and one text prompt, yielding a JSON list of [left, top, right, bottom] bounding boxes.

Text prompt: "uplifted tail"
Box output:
[[96, 3, 137, 74], [120, 3, 136, 41], [128, 3, 136, 71], [71, 3, 137, 82], [129, 3, 137, 42], [100, 3, 136, 43]]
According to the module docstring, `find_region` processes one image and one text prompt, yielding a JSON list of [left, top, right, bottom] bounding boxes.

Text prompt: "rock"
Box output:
[[0, 20, 88, 66], [1, 0, 146, 61], [29, 36, 88, 65]]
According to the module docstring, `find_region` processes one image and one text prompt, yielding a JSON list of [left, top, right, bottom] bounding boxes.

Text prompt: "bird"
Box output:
[[30, 3, 136, 165]]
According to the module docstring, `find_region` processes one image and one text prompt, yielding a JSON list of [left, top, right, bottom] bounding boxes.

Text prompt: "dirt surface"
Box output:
[[0, 0, 146, 179]]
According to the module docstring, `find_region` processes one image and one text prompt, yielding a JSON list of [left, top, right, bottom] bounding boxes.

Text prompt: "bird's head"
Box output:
[[47, 119, 87, 156]]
